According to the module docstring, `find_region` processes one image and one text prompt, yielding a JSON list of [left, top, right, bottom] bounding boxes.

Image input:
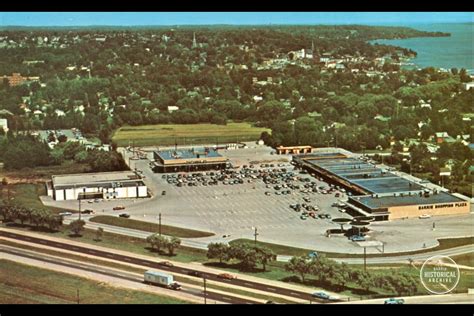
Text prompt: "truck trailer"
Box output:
[[144, 270, 182, 290]]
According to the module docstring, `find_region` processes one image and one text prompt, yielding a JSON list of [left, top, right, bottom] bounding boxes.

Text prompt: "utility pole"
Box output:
[[159, 213, 162, 236], [77, 289, 80, 304], [78, 197, 82, 220], [203, 277, 207, 304], [363, 247, 367, 272], [253, 227, 259, 247]]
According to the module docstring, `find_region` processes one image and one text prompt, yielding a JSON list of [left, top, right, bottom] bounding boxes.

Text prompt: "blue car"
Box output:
[[384, 298, 405, 304], [350, 235, 366, 242], [312, 291, 330, 300]]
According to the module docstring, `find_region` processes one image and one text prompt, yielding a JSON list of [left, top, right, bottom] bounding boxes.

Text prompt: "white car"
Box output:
[[59, 212, 73, 216], [419, 214, 431, 219]]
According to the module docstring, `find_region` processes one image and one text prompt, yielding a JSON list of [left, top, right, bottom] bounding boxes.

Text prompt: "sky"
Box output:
[[0, 12, 472, 26]]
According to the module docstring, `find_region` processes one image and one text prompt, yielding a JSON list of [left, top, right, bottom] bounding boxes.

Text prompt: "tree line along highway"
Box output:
[[0, 230, 334, 304]]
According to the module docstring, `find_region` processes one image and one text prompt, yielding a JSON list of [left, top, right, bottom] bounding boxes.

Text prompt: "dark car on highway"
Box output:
[[187, 271, 203, 277]]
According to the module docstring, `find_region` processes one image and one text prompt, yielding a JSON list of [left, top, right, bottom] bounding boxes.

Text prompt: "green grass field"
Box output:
[[0, 161, 89, 182], [89, 215, 214, 238], [0, 183, 65, 214], [112, 123, 271, 147], [451, 252, 474, 267], [0, 259, 189, 304]]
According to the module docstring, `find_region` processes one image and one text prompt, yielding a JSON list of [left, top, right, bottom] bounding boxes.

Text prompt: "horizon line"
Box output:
[[0, 21, 472, 28]]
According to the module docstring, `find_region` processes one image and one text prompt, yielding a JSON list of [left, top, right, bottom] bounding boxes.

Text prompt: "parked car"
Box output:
[[118, 213, 130, 218], [419, 214, 431, 219], [384, 298, 405, 304], [218, 273, 236, 280], [113, 206, 126, 211], [159, 261, 174, 267], [350, 235, 366, 242]]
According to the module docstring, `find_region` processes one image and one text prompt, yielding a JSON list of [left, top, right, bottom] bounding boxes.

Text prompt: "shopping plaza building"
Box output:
[[293, 150, 470, 221], [151, 147, 229, 173], [47, 171, 148, 201]]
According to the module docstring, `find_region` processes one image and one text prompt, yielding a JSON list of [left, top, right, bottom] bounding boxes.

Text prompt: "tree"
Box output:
[[166, 236, 181, 256], [207, 242, 230, 264], [330, 262, 351, 290], [46, 213, 62, 231], [146, 233, 166, 253], [256, 247, 276, 271], [95, 227, 104, 241], [69, 219, 85, 236], [311, 254, 338, 284], [356, 271, 374, 293], [285, 256, 313, 283], [57, 134, 68, 143], [17, 207, 30, 225]]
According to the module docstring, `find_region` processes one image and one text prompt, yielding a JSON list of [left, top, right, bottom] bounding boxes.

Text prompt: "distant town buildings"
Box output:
[[463, 82, 474, 90], [1, 73, 40, 87]]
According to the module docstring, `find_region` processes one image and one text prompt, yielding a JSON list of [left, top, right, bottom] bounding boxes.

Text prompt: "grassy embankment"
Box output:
[[0, 259, 189, 304], [89, 215, 214, 238], [0, 183, 65, 214]]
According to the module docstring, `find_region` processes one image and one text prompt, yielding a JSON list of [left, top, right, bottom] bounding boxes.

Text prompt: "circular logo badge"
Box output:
[[420, 255, 460, 294]]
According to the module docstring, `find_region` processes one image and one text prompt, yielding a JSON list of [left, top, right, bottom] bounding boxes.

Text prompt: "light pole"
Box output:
[[203, 277, 207, 304], [159, 213, 162, 236], [252, 227, 258, 247]]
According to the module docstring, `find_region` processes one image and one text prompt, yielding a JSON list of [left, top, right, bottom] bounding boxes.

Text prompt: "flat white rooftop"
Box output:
[[52, 171, 142, 188]]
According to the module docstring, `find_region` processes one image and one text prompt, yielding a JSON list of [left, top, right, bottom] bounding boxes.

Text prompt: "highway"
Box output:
[[0, 229, 326, 303], [0, 245, 258, 304]]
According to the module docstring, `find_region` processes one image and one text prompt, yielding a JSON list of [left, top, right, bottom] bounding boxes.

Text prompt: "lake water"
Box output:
[[370, 23, 473, 74]]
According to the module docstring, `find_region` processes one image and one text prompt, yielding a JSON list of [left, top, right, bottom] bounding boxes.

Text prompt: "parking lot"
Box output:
[[41, 143, 474, 254]]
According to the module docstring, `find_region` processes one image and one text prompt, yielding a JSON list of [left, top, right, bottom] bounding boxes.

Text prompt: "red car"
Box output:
[[218, 273, 236, 280], [113, 206, 125, 211]]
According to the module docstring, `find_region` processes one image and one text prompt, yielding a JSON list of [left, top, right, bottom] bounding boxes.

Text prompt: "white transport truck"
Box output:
[[144, 270, 182, 290]]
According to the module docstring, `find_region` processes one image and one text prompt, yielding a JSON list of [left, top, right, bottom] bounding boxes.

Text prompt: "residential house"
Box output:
[[167, 106, 179, 113], [463, 82, 474, 90], [435, 132, 456, 144], [0, 118, 8, 133]]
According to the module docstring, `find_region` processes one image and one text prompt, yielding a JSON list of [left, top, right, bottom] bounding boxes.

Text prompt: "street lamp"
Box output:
[[158, 213, 162, 236], [251, 227, 259, 247]]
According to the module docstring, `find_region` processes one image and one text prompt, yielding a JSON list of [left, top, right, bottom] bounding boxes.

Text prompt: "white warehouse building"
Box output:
[[46, 171, 148, 201]]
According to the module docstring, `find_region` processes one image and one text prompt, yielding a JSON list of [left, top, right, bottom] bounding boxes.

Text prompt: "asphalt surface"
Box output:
[[0, 230, 329, 304]]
